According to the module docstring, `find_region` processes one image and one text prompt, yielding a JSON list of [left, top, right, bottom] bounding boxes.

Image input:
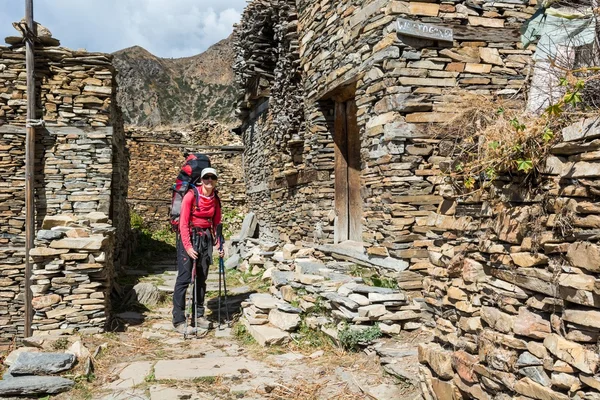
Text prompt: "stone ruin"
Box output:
[[125, 121, 246, 230], [234, 0, 600, 399], [0, 22, 129, 345]]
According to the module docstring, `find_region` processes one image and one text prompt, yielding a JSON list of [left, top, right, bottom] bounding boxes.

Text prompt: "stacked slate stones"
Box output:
[[233, 0, 304, 148], [1, 21, 129, 344], [230, 214, 423, 347], [0, 124, 121, 343], [2, 21, 114, 126], [29, 213, 114, 336], [418, 117, 600, 400]]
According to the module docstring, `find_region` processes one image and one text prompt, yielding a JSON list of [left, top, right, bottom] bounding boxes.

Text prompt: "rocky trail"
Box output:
[[1, 252, 428, 400]]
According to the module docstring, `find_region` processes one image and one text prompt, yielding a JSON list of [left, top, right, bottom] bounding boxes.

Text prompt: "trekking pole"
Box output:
[[184, 261, 195, 339], [193, 233, 200, 335], [216, 224, 229, 328], [184, 233, 199, 339], [218, 247, 222, 328]]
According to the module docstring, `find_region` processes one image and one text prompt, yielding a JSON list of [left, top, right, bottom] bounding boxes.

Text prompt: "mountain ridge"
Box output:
[[113, 36, 237, 127]]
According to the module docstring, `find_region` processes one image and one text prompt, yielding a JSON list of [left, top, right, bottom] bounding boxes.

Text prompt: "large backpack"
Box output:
[[170, 153, 211, 231]]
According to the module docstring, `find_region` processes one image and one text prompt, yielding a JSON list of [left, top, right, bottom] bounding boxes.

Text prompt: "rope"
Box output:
[[25, 119, 45, 128]]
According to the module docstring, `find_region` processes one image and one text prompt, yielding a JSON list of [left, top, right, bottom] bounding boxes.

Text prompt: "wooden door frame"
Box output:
[[334, 102, 349, 242], [332, 85, 362, 243]]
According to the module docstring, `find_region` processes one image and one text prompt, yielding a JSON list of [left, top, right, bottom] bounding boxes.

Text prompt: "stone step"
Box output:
[[153, 357, 268, 380]]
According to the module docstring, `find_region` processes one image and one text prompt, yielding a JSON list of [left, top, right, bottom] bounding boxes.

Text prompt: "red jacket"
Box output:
[[179, 186, 221, 252]]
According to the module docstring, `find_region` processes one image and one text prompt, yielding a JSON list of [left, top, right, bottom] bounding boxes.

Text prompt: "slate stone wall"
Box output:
[[125, 126, 246, 231], [234, 0, 534, 257], [419, 117, 600, 399], [0, 43, 128, 343]]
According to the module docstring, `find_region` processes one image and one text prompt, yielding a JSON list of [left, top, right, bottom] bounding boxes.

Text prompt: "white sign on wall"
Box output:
[[396, 18, 453, 42]]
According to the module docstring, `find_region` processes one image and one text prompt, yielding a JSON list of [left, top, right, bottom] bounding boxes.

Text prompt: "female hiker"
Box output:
[[172, 167, 224, 333]]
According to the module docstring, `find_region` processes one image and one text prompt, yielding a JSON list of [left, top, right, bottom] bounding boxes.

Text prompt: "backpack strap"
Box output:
[[214, 189, 222, 209], [190, 184, 201, 211]]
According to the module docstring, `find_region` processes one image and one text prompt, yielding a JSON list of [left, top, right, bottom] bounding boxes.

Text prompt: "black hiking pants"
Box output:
[[172, 228, 213, 326]]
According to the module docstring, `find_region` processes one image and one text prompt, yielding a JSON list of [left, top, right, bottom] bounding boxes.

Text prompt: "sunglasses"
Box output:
[[202, 175, 217, 181]]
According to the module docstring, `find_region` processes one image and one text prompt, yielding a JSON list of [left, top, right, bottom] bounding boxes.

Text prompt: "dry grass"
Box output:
[[435, 86, 598, 193], [51, 330, 170, 399], [261, 378, 372, 400]]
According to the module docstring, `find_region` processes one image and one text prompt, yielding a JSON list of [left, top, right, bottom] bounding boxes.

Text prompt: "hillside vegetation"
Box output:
[[113, 36, 237, 126]]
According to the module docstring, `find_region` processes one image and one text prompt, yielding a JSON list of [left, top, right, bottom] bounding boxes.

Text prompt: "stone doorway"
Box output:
[[334, 98, 362, 243]]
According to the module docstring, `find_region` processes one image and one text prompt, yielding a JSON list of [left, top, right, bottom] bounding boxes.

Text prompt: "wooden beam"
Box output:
[[24, 0, 36, 339], [334, 101, 349, 243], [346, 100, 362, 242]]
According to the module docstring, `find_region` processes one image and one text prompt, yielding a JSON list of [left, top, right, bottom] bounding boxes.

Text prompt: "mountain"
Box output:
[[112, 36, 237, 127]]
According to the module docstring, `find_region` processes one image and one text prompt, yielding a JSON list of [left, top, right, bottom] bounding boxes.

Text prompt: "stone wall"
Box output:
[[29, 214, 115, 338], [0, 45, 114, 126], [126, 124, 246, 231], [418, 117, 600, 399], [234, 0, 534, 259], [0, 41, 128, 342]]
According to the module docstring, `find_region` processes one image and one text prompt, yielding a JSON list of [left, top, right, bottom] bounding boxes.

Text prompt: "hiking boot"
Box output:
[[173, 323, 187, 334], [174, 323, 198, 336], [191, 317, 212, 330]]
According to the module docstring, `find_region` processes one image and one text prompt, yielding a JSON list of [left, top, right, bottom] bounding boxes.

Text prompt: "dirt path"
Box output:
[[53, 256, 422, 400]]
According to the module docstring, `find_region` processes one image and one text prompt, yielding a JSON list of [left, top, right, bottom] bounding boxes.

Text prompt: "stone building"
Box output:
[[0, 26, 129, 343], [234, 0, 534, 263], [235, 1, 600, 399]]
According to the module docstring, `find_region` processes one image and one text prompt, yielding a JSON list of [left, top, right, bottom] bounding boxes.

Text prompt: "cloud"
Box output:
[[0, 0, 246, 57]]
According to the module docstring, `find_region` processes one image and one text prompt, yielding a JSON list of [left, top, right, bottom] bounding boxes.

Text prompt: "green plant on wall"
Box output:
[[440, 72, 595, 192]]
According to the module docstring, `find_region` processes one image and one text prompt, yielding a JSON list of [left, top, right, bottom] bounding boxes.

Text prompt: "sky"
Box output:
[[0, 0, 246, 58]]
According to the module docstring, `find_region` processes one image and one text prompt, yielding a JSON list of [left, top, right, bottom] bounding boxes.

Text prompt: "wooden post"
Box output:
[[334, 101, 349, 243], [24, 0, 36, 338]]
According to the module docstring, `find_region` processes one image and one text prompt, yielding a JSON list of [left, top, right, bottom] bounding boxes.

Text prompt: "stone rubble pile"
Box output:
[[418, 117, 600, 399], [27, 213, 115, 337], [230, 214, 425, 347], [0, 339, 96, 396]]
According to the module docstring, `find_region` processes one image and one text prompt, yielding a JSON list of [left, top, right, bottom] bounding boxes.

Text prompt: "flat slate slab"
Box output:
[[101, 389, 149, 400], [346, 283, 396, 295], [153, 357, 264, 380], [9, 352, 75, 375], [271, 271, 294, 287], [215, 327, 232, 338], [0, 375, 74, 396], [246, 323, 290, 347], [249, 293, 280, 309], [149, 384, 197, 400], [312, 241, 410, 272], [295, 260, 327, 275], [108, 361, 154, 389], [4, 347, 41, 366]]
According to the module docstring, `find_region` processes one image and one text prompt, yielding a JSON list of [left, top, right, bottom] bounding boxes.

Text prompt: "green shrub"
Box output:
[[129, 211, 176, 269], [221, 208, 244, 239], [338, 324, 382, 352], [232, 322, 256, 345]]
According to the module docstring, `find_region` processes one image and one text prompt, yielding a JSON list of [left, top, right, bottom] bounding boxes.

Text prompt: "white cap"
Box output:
[[201, 167, 218, 178]]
